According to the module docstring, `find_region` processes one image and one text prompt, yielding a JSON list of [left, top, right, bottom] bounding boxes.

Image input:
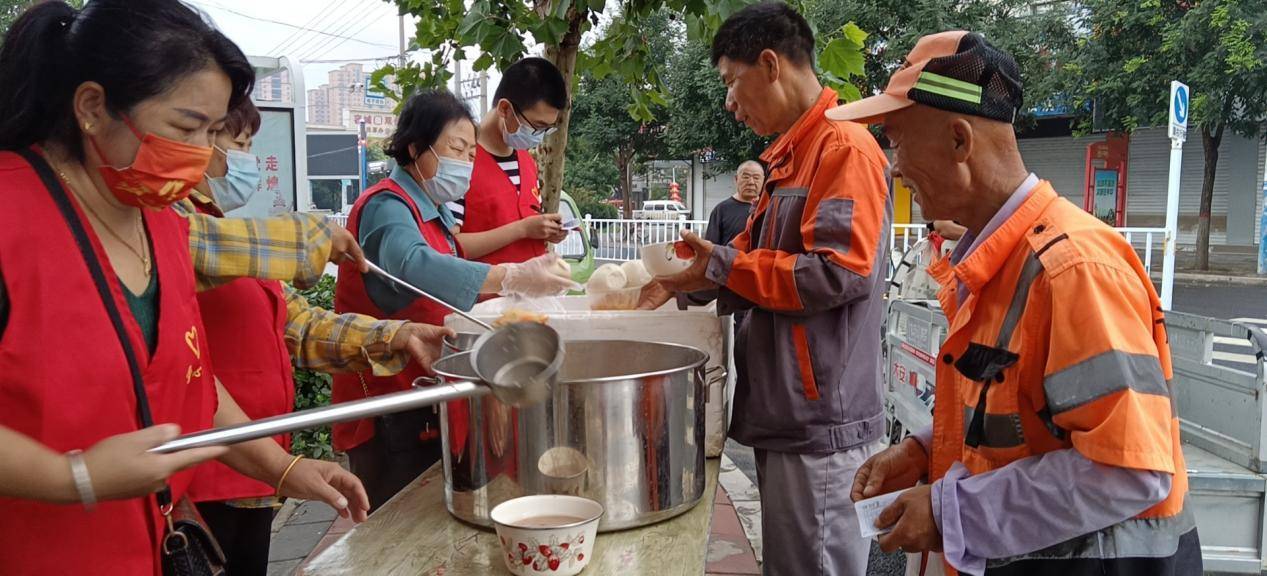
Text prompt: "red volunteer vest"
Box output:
[[0, 150, 217, 576], [332, 176, 461, 451], [186, 200, 295, 503], [462, 145, 546, 265]]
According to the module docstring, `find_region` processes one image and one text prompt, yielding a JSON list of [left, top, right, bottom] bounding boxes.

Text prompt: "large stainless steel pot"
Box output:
[[432, 340, 708, 532]]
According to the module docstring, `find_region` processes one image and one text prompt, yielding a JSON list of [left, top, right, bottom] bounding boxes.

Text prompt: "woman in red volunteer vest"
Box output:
[[181, 100, 450, 575], [334, 89, 578, 510], [448, 57, 571, 265], [0, 2, 367, 574]]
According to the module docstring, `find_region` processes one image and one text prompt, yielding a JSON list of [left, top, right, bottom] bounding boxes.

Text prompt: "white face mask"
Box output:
[[206, 146, 260, 212], [414, 146, 473, 205], [500, 104, 554, 150]]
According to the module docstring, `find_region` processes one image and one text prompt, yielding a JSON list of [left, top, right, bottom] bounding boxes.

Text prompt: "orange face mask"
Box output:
[[90, 118, 213, 209]]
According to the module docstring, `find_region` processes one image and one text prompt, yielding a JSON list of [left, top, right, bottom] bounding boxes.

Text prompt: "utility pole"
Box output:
[[479, 70, 489, 116], [398, 15, 406, 67]]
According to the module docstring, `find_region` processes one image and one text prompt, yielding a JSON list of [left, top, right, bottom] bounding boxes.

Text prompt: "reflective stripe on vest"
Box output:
[[960, 249, 1048, 448]]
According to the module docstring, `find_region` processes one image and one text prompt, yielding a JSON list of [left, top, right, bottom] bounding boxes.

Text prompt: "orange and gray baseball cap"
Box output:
[[826, 31, 1023, 124]]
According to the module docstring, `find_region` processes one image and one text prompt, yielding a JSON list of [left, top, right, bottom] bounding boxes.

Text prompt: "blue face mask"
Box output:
[[501, 108, 550, 150], [415, 146, 473, 205], [206, 147, 260, 212]]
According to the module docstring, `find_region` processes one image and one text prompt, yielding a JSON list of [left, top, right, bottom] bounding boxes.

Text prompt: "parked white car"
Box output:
[[632, 200, 690, 220]]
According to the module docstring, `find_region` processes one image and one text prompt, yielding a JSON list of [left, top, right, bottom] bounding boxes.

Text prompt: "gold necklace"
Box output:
[[53, 165, 152, 276]]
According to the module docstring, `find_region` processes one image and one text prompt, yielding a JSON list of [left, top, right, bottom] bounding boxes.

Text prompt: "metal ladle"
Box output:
[[364, 259, 494, 331], [150, 263, 563, 454]]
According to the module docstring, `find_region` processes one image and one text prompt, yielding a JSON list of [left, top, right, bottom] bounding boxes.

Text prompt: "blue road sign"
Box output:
[[1174, 85, 1188, 124]]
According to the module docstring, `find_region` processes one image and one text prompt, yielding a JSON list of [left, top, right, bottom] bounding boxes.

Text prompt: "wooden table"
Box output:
[[303, 459, 721, 575]]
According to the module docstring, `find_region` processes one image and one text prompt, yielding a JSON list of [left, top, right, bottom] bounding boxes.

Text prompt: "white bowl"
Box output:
[[492, 495, 604, 576], [640, 241, 695, 277]]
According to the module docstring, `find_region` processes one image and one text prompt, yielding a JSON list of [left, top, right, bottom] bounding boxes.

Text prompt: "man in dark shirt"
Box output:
[[680, 161, 764, 320], [704, 160, 764, 247]]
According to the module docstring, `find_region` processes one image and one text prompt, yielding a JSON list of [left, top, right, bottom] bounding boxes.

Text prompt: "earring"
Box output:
[[83, 123, 94, 132]]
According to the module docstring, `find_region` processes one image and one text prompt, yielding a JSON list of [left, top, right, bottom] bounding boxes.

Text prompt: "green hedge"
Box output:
[[290, 275, 336, 460]]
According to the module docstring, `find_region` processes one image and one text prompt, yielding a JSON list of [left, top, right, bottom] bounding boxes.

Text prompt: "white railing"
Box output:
[[327, 213, 1166, 277], [585, 216, 709, 262], [327, 214, 348, 228], [884, 224, 1167, 276], [890, 224, 928, 257], [1114, 227, 1167, 276]]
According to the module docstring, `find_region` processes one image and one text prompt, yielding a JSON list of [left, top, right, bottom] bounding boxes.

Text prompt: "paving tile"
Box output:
[[268, 521, 331, 562], [707, 533, 746, 563], [286, 500, 339, 525], [271, 499, 301, 533], [710, 504, 745, 537], [718, 470, 761, 503], [732, 500, 763, 563], [705, 533, 761, 574], [267, 558, 302, 576], [715, 485, 733, 505]]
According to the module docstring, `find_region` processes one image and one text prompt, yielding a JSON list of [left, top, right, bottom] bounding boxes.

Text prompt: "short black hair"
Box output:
[[711, 2, 815, 68], [492, 57, 568, 112], [0, 0, 255, 158], [383, 89, 474, 166]]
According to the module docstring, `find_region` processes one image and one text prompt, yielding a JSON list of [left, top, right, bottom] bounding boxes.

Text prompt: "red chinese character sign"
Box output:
[[226, 108, 296, 216]]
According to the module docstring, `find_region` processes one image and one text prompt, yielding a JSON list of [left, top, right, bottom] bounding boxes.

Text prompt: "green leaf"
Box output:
[[842, 22, 868, 47], [456, 4, 486, 40], [552, 0, 573, 20], [836, 83, 863, 103], [820, 37, 865, 78], [647, 88, 669, 107], [487, 27, 526, 62]]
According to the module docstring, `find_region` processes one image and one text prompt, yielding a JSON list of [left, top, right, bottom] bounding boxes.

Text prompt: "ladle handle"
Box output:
[[364, 260, 495, 331], [150, 381, 488, 454]]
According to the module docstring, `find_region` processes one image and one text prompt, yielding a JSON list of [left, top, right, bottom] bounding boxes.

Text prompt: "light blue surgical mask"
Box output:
[[501, 108, 551, 150], [415, 146, 473, 205], [206, 146, 260, 212]]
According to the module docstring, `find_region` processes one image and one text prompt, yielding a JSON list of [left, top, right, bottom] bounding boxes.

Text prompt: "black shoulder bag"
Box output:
[[18, 148, 226, 576]]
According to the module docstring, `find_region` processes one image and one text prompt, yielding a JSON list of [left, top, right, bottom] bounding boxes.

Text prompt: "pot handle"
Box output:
[[697, 365, 728, 404]]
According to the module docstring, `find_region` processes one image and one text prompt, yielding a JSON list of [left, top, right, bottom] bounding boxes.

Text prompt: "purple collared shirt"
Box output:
[[910, 173, 1170, 574], [950, 173, 1039, 305]]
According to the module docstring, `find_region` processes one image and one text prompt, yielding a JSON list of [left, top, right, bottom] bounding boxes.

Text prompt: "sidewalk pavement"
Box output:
[[266, 454, 765, 576], [1166, 270, 1267, 286]]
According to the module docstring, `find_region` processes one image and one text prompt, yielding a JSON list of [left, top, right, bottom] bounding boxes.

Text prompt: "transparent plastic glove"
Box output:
[[498, 253, 581, 298]]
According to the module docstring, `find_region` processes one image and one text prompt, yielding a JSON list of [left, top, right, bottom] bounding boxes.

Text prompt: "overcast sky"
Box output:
[[187, 0, 541, 114]]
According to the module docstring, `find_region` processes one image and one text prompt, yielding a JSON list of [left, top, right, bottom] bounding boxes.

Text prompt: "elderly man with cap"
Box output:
[[641, 3, 893, 574], [836, 32, 1201, 575]]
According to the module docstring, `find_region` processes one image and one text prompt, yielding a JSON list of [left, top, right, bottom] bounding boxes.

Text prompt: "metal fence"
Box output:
[[324, 214, 1166, 276], [584, 217, 709, 262]]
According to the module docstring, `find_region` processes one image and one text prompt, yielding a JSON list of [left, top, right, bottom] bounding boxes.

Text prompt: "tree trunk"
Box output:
[[1195, 117, 1227, 271], [537, 8, 585, 214]]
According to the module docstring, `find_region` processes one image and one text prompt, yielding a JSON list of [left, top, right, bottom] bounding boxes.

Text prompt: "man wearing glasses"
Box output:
[[449, 57, 570, 265]]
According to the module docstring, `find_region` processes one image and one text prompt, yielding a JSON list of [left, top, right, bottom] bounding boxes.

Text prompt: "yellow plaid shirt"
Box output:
[[179, 196, 409, 376]]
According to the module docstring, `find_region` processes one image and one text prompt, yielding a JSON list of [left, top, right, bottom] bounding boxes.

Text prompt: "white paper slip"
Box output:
[[854, 487, 911, 539]]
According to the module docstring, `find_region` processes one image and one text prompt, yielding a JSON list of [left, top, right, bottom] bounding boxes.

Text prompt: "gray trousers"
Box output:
[[755, 439, 886, 576]]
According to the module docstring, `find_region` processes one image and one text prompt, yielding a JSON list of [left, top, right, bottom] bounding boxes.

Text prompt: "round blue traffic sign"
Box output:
[[1173, 86, 1188, 124]]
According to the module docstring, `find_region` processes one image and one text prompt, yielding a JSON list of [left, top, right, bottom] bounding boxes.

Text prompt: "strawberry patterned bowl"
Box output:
[[491, 495, 604, 575]]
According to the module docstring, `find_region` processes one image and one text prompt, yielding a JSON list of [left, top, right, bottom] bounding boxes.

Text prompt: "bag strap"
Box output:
[[16, 148, 174, 511]]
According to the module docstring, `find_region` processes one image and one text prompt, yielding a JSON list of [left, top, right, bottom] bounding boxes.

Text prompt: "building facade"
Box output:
[[306, 63, 396, 128]]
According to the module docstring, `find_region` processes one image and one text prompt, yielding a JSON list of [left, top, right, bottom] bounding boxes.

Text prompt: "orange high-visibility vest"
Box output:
[[925, 181, 1192, 570]]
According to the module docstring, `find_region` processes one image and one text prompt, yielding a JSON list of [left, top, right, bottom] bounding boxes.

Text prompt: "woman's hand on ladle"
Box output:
[[390, 323, 454, 372]]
